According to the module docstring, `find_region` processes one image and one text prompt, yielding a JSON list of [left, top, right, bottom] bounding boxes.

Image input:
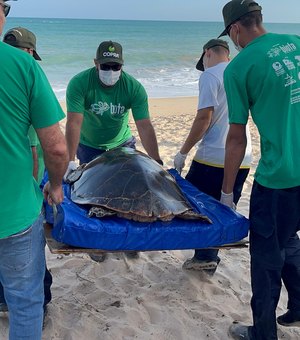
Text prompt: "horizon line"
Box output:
[[7, 16, 299, 25]]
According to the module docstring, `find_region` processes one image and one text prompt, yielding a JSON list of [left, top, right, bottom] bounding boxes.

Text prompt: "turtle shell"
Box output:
[[70, 147, 211, 223]]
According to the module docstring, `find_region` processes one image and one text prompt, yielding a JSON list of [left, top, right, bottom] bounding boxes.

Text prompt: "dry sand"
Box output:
[[1, 97, 299, 340]]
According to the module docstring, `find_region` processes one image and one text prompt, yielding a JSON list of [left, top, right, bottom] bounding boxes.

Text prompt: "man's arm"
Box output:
[[173, 107, 213, 173], [65, 112, 83, 161], [180, 107, 213, 154], [36, 123, 68, 205], [135, 118, 162, 162], [31, 146, 38, 181], [28, 126, 39, 180], [222, 123, 247, 194]]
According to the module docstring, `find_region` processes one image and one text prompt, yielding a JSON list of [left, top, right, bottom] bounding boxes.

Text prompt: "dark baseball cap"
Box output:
[[96, 41, 124, 65], [3, 27, 41, 60], [219, 0, 262, 37], [196, 39, 229, 71]]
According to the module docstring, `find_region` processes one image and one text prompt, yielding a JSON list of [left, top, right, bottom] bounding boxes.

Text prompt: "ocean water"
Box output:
[[4, 18, 300, 100]]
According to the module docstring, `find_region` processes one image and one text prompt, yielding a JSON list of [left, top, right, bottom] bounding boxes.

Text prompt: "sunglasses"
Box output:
[[100, 64, 122, 71], [0, 2, 10, 17]]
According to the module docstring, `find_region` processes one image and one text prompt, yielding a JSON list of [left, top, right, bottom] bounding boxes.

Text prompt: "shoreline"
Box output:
[[59, 96, 198, 117]]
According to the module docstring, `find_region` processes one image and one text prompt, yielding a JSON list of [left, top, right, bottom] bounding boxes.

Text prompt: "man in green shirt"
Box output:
[[0, 1, 68, 338], [65, 40, 162, 170], [65, 40, 163, 260], [219, 1, 300, 339], [2, 26, 45, 184], [0, 25, 53, 317]]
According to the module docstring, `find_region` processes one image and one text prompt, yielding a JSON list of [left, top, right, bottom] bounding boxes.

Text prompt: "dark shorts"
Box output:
[[249, 181, 300, 338], [186, 160, 250, 204], [77, 136, 137, 164], [186, 161, 250, 261], [249, 180, 300, 268]]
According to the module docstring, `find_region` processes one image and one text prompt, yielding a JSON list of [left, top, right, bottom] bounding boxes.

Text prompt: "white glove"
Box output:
[[220, 191, 236, 209], [174, 152, 187, 174], [63, 161, 78, 181]]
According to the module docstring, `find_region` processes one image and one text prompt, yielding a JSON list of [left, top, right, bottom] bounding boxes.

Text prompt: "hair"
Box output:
[[210, 45, 229, 57], [239, 11, 263, 29]]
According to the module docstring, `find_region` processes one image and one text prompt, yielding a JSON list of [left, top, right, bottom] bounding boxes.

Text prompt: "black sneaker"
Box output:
[[182, 257, 218, 275], [228, 323, 252, 340], [89, 253, 107, 262], [277, 310, 300, 327], [125, 251, 139, 259]]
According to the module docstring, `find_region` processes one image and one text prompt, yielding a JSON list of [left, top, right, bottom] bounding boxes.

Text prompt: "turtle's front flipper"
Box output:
[[65, 163, 87, 184]]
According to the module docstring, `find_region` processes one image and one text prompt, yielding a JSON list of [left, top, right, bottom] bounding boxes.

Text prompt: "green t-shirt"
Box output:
[[224, 33, 300, 189], [66, 68, 149, 150], [0, 42, 65, 238], [28, 126, 45, 185]]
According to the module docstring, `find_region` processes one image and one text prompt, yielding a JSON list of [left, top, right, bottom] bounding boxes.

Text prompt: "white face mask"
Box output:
[[99, 69, 121, 86], [203, 53, 208, 70]]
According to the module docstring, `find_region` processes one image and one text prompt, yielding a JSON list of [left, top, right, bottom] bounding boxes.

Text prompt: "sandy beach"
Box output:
[[1, 97, 299, 340]]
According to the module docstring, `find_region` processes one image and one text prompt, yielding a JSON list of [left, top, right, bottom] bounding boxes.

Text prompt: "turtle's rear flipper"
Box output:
[[88, 206, 116, 218], [180, 210, 212, 224]]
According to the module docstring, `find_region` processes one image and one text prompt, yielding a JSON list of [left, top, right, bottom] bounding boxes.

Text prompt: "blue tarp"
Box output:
[[44, 169, 249, 251]]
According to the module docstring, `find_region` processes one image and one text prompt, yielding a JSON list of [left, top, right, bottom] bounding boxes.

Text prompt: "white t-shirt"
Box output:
[[194, 61, 252, 167]]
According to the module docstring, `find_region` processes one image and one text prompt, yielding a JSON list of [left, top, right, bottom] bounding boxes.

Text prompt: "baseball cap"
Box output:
[[219, 0, 262, 37], [96, 41, 124, 65], [3, 27, 41, 60], [196, 39, 229, 71]]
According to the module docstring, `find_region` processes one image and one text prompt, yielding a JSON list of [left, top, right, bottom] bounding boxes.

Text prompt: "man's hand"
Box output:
[[174, 152, 187, 174], [220, 191, 235, 209], [43, 181, 64, 206], [63, 161, 78, 181]]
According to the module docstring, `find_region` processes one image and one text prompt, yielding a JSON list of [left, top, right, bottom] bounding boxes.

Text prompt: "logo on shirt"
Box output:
[[272, 62, 285, 76], [284, 74, 296, 87], [268, 43, 297, 58], [283, 58, 296, 70], [279, 42, 296, 54], [90, 102, 109, 115], [90, 101, 125, 116]]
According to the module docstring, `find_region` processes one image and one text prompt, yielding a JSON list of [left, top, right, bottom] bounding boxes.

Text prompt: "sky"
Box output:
[[7, 0, 300, 23]]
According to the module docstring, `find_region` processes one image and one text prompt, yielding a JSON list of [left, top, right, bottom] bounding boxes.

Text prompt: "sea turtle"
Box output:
[[67, 147, 212, 223]]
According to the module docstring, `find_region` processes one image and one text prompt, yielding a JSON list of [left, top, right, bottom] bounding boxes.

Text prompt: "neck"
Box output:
[[242, 26, 267, 47], [208, 56, 229, 69]]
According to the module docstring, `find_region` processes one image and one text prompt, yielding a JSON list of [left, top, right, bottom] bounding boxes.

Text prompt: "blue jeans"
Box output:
[[0, 214, 45, 340], [248, 181, 300, 340], [185, 161, 249, 262], [0, 267, 52, 308], [77, 136, 136, 164]]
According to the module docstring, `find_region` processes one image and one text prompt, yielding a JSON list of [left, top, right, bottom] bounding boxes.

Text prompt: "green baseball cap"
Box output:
[[196, 39, 229, 71], [219, 0, 262, 37], [3, 27, 41, 60], [96, 41, 124, 65]]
